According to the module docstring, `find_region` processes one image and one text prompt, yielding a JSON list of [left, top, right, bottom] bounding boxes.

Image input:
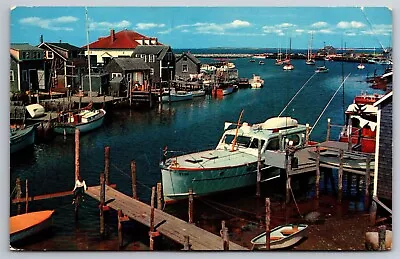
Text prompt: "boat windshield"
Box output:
[[223, 134, 261, 149]]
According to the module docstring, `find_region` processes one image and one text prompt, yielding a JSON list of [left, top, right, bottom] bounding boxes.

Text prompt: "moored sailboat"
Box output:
[[305, 33, 316, 65]]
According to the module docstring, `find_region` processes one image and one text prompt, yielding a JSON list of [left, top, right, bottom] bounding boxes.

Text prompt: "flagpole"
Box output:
[[85, 7, 92, 99]]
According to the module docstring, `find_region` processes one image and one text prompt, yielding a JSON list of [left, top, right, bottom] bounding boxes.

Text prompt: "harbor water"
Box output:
[[10, 57, 387, 250]]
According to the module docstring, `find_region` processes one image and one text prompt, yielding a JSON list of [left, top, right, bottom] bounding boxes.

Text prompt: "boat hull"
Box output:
[[10, 210, 54, 244], [10, 125, 36, 154], [161, 93, 193, 102], [161, 163, 280, 203], [53, 110, 106, 134]]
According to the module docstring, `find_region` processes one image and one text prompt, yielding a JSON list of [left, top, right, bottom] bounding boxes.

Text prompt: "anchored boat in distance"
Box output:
[[160, 112, 307, 204]]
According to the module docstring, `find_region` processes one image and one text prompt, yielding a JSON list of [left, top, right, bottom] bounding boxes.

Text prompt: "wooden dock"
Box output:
[[86, 185, 248, 251]]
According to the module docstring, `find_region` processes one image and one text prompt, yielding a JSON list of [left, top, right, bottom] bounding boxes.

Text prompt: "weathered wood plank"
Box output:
[[86, 186, 248, 250]]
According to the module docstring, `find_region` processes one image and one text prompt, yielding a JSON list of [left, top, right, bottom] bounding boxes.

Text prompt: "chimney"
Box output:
[[110, 29, 116, 43], [59, 40, 62, 43], [142, 37, 145, 45], [40, 35, 43, 44], [154, 37, 158, 45]]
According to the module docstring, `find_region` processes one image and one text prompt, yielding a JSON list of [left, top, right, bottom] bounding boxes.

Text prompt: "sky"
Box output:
[[10, 6, 392, 50]]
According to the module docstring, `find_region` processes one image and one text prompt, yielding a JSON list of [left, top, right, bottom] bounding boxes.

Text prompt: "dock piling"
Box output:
[[315, 146, 321, 200], [364, 155, 371, 210], [326, 118, 331, 142], [25, 179, 29, 213], [305, 123, 310, 146], [157, 182, 162, 210], [183, 235, 191, 250], [347, 128, 352, 151], [256, 138, 261, 197], [149, 186, 156, 250], [131, 160, 137, 199], [104, 146, 110, 185], [221, 221, 229, 250], [265, 198, 271, 250], [378, 225, 386, 250], [188, 188, 194, 224], [118, 209, 123, 249], [338, 149, 344, 203], [75, 128, 80, 181], [370, 201, 377, 226], [285, 152, 292, 204], [16, 178, 21, 215], [100, 173, 106, 237]]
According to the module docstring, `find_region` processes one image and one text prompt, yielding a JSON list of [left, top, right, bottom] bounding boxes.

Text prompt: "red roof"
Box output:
[[84, 29, 162, 49]]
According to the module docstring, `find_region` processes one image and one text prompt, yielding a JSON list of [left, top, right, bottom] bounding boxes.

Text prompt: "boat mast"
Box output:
[[85, 7, 92, 99], [231, 110, 244, 152]]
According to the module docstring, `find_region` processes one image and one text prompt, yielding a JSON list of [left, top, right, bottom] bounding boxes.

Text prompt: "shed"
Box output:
[[109, 76, 127, 97]]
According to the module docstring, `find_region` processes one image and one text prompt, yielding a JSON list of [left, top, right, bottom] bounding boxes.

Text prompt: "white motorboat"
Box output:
[[249, 74, 264, 88]]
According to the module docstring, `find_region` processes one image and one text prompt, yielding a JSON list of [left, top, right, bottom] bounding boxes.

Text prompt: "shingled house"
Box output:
[[38, 40, 86, 91], [132, 45, 175, 88], [373, 91, 393, 207], [84, 29, 161, 67], [10, 43, 46, 92], [104, 57, 151, 96], [175, 52, 201, 81]]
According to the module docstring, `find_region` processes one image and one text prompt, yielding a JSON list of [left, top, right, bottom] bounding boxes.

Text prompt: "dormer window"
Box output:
[[149, 54, 155, 62], [183, 56, 187, 61]]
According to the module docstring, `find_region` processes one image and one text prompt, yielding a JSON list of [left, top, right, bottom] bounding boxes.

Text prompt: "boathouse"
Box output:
[[175, 52, 201, 81], [132, 45, 175, 88], [38, 39, 86, 91], [10, 43, 46, 92], [104, 57, 151, 94], [373, 91, 393, 206], [83, 29, 161, 67]]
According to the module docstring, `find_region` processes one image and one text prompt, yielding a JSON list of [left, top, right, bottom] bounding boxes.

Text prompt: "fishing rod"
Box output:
[[309, 73, 351, 135]]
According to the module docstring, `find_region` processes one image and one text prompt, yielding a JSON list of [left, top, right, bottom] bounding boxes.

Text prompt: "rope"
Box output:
[[110, 163, 152, 191], [10, 185, 17, 198], [278, 72, 317, 117], [309, 73, 351, 135]]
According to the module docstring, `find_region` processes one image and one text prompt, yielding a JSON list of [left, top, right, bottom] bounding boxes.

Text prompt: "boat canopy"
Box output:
[[261, 117, 298, 130], [346, 104, 377, 114]]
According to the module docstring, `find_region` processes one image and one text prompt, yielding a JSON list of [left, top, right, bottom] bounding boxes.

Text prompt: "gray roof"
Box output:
[[177, 52, 201, 64], [113, 57, 151, 71], [47, 42, 82, 51], [10, 43, 43, 51], [132, 45, 171, 60]]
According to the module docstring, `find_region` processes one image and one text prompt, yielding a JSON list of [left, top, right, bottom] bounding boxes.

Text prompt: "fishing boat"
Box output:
[[191, 89, 206, 98], [161, 88, 193, 102], [259, 60, 265, 65], [338, 94, 380, 153], [283, 63, 294, 71], [160, 114, 307, 204], [53, 108, 106, 134], [283, 38, 294, 70], [10, 210, 55, 244], [357, 63, 365, 70], [10, 124, 37, 154], [249, 59, 256, 63], [213, 84, 236, 96], [315, 66, 329, 73], [251, 224, 308, 250], [249, 74, 264, 88], [275, 46, 283, 65], [305, 33, 316, 65], [25, 104, 45, 118]]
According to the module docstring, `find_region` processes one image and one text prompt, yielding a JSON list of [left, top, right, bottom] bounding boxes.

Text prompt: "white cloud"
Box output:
[[226, 20, 251, 28], [276, 23, 296, 28], [295, 29, 304, 33], [337, 21, 365, 29], [157, 29, 172, 34], [262, 23, 297, 36], [89, 20, 131, 31], [173, 20, 251, 35], [317, 29, 334, 34], [136, 23, 166, 30], [19, 16, 78, 31], [311, 21, 328, 28]]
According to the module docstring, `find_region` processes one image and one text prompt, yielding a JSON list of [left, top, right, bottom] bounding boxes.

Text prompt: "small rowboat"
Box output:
[[10, 210, 55, 244], [251, 224, 308, 250]]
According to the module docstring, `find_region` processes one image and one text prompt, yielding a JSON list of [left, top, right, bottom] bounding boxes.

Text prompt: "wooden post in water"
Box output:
[[131, 160, 137, 199], [265, 198, 271, 250], [315, 146, 321, 200], [221, 220, 229, 250], [79, 95, 82, 110], [100, 173, 106, 238], [326, 118, 331, 142], [338, 149, 344, 204], [16, 178, 21, 215], [118, 209, 123, 249], [149, 186, 156, 250], [378, 225, 386, 250], [369, 200, 377, 226], [75, 128, 80, 181], [364, 155, 371, 210], [157, 182, 162, 210], [347, 128, 352, 151], [25, 179, 29, 213], [256, 138, 262, 197], [183, 235, 191, 251], [278, 132, 283, 151], [305, 123, 310, 146], [188, 188, 194, 224], [104, 146, 110, 185]]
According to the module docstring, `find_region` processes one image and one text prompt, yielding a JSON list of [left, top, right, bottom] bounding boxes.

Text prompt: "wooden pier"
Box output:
[[85, 185, 247, 250]]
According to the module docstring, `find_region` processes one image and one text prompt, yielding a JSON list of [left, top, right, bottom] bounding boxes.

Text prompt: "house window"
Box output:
[[126, 73, 132, 83], [150, 68, 154, 75], [22, 70, 28, 82], [26, 52, 30, 59], [149, 55, 155, 62], [182, 64, 188, 73], [112, 73, 122, 78], [10, 70, 15, 81], [22, 52, 27, 59], [140, 54, 147, 62], [183, 56, 187, 61], [136, 54, 140, 58], [47, 51, 53, 59]]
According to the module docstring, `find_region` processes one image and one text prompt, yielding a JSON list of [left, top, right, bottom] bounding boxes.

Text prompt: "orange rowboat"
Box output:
[[10, 210, 54, 244]]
